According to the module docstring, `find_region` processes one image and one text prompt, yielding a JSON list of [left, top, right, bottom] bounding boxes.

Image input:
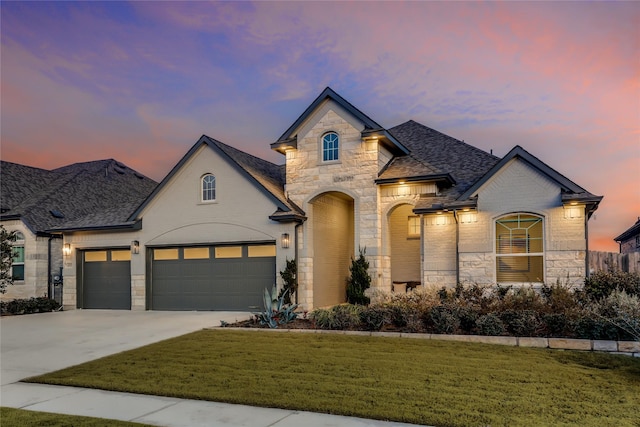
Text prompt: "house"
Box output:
[[0, 160, 157, 303], [614, 218, 640, 254], [4, 88, 603, 311]]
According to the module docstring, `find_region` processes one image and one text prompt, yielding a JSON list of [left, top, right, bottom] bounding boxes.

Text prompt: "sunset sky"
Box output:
[[1, 1, 638, 252]]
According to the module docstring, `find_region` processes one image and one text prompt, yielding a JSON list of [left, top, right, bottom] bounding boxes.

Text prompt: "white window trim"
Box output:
[[318, 131, 341, 165], [494, 213, 545, 284], [201, 173, 217, 203]]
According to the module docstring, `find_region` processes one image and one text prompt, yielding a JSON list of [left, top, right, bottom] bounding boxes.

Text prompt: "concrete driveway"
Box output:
[[0, 309, 250, 386]]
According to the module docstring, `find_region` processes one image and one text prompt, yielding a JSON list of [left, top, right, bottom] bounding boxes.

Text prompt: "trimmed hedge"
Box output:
[[1, 297, 61, 315]]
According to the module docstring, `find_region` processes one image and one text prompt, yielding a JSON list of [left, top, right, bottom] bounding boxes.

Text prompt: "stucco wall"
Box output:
[[62, 143, 295, 310]]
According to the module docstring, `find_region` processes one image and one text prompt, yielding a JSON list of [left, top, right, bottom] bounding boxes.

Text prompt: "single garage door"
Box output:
[[150, 243, 276, 311], [80, 249, 131, 309]]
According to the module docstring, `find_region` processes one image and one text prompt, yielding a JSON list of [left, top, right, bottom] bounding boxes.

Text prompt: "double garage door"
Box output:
[[80, 243, 275, 311]]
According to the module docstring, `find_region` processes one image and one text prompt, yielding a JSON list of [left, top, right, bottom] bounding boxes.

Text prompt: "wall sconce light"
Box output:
[[281, 233, 290, 249], [131, 240, 140, 254], [63, 243, 71, 256], [435, 214, 447, 226]]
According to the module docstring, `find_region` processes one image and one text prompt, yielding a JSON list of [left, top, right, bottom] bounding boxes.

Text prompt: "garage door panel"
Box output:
[[151, 244, 274, 311], [82, 250, 131, 310]]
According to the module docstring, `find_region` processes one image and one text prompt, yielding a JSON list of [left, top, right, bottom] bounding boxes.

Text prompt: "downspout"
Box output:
[[453, 210, 460, 286], [420, 214, 425, 288], [48, 235, 53, 299]]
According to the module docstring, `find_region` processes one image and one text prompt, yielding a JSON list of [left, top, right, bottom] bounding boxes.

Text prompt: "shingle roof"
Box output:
[[614, 218, 640, 243], [384, 120, 500, 211], [203, 136, 305, 219], [1, 160, 157, 233]]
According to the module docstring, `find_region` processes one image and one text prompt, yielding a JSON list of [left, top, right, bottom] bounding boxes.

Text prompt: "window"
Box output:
[[12, 232, 25, 281], [202, 174, 216, 201], [322, 132, 339, 162], [408, 216, 420, 237], [495, 214, 544, 283]]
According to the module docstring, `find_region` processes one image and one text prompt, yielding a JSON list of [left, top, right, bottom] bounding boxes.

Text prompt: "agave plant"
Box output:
[[254, 285, 299, 328]]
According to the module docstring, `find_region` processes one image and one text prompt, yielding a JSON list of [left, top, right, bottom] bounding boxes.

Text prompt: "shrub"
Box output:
[[573, 317, 620, 341], [277, 259, 297, 305], [311, 304, 362, 330], [583, 269, 640, 301], [1, 297, 60, 315], [455, 306, 479, 333], [542, 313, 570, 337], [500, 309, 541, 337], [429, 306, 460, 334], [590, 290, 640, 341], [359, 306, 386, 331], [346, 248, 371, 305], [476, 313, 505, 336]]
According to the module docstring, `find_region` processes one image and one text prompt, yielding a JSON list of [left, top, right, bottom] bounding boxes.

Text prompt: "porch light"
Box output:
[[131, 240, 140, 254], [281, 233, 290, 249], [63, 243, 71, 256]]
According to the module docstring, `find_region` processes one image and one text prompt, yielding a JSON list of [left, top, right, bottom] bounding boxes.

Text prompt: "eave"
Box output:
[[375, 173, 456, 186]]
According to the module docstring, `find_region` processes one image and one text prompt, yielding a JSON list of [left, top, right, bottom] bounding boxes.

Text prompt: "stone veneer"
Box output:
[[284, 103, 390, 309]]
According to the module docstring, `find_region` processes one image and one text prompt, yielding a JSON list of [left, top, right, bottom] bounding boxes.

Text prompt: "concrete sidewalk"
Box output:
[[2, 382, 420, 427], [1, 311, 425, 426]]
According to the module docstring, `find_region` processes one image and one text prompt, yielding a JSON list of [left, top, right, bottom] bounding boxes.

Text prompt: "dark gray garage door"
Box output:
[[150, 244, 276, 311], [80, 249, 131, 309]]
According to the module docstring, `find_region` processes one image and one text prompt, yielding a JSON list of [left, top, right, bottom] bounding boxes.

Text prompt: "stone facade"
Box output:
[[1, 219, 58, 301]]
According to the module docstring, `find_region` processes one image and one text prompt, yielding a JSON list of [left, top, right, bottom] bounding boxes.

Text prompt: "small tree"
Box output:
[[0, 226, 18, 294], [278, 259, 297, 304], [346, 247, 371, 305]]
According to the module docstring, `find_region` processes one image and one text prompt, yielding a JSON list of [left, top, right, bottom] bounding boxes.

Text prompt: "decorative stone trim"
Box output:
[[218, 327, 639, 357]]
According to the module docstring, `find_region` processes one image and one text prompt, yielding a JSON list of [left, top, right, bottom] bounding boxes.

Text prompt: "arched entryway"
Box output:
[[388, 204, 421, 285], [311, 192, 354, 307]]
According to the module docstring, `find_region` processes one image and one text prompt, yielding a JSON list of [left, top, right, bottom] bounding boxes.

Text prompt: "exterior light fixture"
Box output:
[[281, 233, 290, 249], [63, 243, 71, 256], [131, 240, 140, 254]]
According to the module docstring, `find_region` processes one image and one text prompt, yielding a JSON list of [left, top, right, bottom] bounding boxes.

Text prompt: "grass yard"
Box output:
[[0, 407, 152, 427], [26, 330, 640, 427]]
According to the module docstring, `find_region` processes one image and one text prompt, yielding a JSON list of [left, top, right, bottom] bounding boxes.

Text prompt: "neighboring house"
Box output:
[[614, 218, 640, 254], [54, 87, 602, 312], [0, 160, 157, 303]]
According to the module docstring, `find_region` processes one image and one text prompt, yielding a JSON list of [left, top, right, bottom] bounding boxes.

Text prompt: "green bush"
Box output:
[[311, 304, 362, 330], [583, 270, 640, 301], [346, 248, 371, 305], [500, 309, 541, 337], [1, 297, 60, 315], [455, 306, 479, 333], [429, 306, 460, 334], [476, 313, 505, 336], [359, 306, 386, 331], [573, 317, 620, 341]]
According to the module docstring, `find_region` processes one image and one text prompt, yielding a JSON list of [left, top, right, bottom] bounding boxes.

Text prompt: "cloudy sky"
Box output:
[[1, 1, 638, 252]]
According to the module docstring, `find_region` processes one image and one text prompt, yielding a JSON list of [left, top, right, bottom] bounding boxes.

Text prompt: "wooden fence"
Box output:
[[588, 251, 640, 274]]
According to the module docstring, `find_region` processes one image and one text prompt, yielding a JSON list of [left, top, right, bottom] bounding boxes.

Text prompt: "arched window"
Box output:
[[202, 174, 216, 201], [322, 132, 339, 162], [495, 213, 544, 283], [12, 231, 25, 281]]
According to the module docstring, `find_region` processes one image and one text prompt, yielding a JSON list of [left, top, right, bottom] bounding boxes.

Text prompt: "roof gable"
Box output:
[[130, 136, 304, 222], [272, 87, 408, 155], [461, 145, 593, 199]]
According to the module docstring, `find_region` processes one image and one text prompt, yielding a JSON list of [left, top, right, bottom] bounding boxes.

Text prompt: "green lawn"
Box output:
[[0, 407, 152, 427], [26, 330, 640, 427]]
